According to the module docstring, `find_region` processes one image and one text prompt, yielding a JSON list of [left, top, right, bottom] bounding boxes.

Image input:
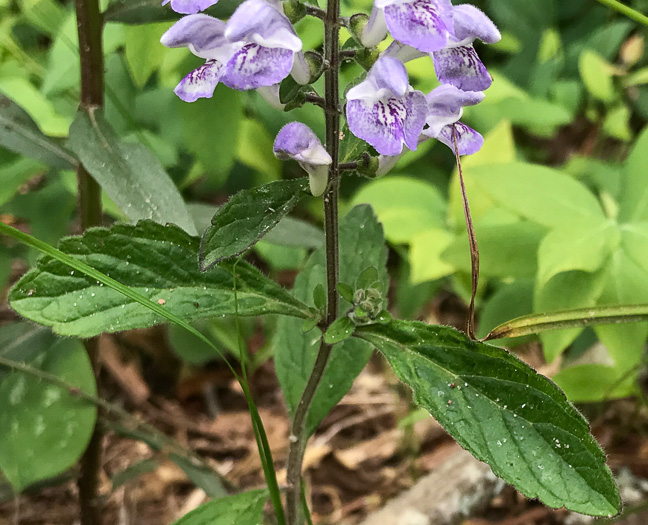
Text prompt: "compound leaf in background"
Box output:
[[536, 219, 618, 288], [0, 323, 97, 491], [0, 95, 76, 169], [468, 163, 605, 228], [356, 320, 621, 517], [199, 178, 309, 270], [274, 205, 388, 436], [172, 489, 268, 525], [9, 221, 310, 337], [67, 108, 197, 235]]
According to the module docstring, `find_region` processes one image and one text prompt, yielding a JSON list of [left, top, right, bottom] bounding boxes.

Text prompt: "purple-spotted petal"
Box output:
[[402, 90, 428, 151], [346, 92, 426, 156], [433, 45, 492, 91], [222, 43, 294, 90], [437, 122, 483, 155], [162, 0, 219, 14], [273, 122, 331, 166], [160, 14, 227, 53], [383, 0, 453, 53], [174, 60, 224, 102], [452, 4, 501, 45], [346, 56, 410, 102], [225, 0, 302, 52]]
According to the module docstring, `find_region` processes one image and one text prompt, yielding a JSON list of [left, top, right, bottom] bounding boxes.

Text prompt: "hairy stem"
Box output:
[[74, 0, 104, 523], [285, 0, 341, 521]]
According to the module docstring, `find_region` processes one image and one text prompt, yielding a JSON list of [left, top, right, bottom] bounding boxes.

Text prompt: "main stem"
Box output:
[[285, 0, 341, 521], [74, 0, 104, 524]]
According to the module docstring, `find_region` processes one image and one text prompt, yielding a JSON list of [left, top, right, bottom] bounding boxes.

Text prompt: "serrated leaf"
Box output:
[[274, 205, 388, 435], [199, 179, 309, 270], [324, 317, 355, 344], [0, 95, 76, 169], [172, 489, 268, 525], [9, 221, 310, 337], [355, 320, 621, 517], [67, 108, 197, 235], [0, 324, 97, 491]]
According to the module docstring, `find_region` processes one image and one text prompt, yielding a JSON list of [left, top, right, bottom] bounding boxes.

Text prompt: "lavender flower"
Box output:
[[274, 122, 332, 196], [432, 4, 501, 91], [160, 0, 305, 102], [346, 56, 427, 156], [422, 84, 484, 154], [162, 0, 219, 14], [360, 0, 453, 53]]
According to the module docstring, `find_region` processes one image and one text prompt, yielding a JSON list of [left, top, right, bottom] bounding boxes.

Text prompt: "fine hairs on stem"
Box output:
[[74, 0, 105, 523], [285, 1, 342, 523]]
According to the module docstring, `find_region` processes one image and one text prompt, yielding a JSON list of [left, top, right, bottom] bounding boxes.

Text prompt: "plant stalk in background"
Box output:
[[74, 0, 104, 523]]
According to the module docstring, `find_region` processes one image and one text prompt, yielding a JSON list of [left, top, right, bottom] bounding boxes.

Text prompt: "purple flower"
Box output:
[[421, 84, 484, 154], [162, 0, 219, 14], [274, 122, 332, 196], [432, 4, 500, 91], [160, 0, 304, 102], [361, 0, 453, 53], [346, 56, 427, 156]]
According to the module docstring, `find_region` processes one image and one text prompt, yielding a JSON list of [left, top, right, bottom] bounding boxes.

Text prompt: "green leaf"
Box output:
[[536, 219, 619, 288], [535, 270, 607, 362], [337, 282, 354, 303], [274, 205, 388, 436], [443, 221, 546, 279], [172, 489, 268, 525], [179, 89, 243, 180], [579, 49, 617, 103], [67, 109, 197, 235], [124, 23, 170, 88], [0, 324, 97, 491], [619, 125, 648, 223], [9, 220, 310, 337], [467, 163, 605, 228], [0, 158, 46, 208], [352, 177, 446, 244], [595, 248, 648, 370], [408, 228, 455, 284], [0, 95, 76, 169], [199, 179, 309, 270], [355, 320, 621, 517], [324, 317, 355, 344], [553, 364, 635, 403]]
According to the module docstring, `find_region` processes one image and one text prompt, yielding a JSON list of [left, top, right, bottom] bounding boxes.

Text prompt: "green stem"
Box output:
[[483, 304, 648, 341], [285, 0, 341, 522], [594, 0, 648, 26], [74, 0, 104, 522]]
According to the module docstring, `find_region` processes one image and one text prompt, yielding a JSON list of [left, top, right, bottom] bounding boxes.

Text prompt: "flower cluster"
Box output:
[[162, 0, 500, 193], [161, 0, 309, 102]]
